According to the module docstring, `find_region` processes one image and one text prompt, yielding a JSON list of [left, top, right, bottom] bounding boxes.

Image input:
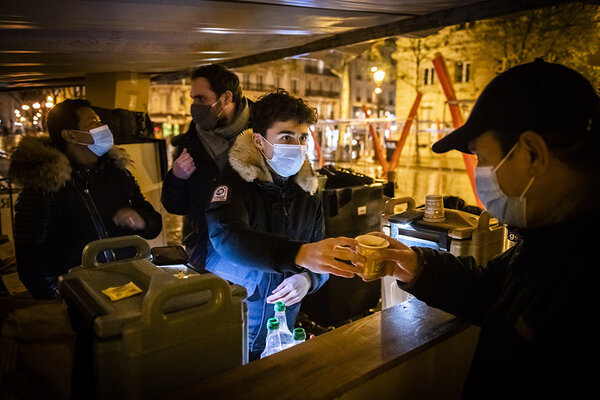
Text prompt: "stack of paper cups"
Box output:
[[423, 194, 445, 222]]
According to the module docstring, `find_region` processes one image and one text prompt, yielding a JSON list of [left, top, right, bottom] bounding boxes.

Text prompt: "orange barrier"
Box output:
[[362, 104, 389, 174], [388, 92, 422, 171], [432, 53, 482, 208], [308, 126, 324, 168]]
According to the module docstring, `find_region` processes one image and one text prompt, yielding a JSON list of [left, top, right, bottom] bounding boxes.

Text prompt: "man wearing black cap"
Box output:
[[368, 60, 599, 398]]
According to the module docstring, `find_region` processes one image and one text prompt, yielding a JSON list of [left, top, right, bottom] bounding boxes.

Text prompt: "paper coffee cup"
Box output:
[[423, 194, 445, 222], [355, 234, 389, 281]]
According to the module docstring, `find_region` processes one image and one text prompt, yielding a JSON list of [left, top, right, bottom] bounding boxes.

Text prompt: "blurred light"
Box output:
[[32, 102, 41, 109], [373, 70, 386, 83], [14, 109, 19, 115], [371, 66, 378, 72], [35, 112, 41, 117], [374, 87, 382, 94], [20, 117, 26, 122], [195, 27, 310, 35], [33, 116, 38, 121], [22, 105, 30, 110], [46, 95, 53, 102], [45, 102, 54, 108]]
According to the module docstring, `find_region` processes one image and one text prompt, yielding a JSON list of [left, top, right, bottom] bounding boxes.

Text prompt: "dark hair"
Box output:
[[191, 64, 242, 104], [250, 89, 318, 137], [46, 98, 92, 150]]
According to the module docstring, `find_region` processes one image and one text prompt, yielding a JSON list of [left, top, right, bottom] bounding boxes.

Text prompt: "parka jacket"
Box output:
[[205, 130, 328, 295], [9, 136, 162, 299], [160, 122, 221, 268], [160, 98, 251, 268], [205, 130, 328, 357], [401, 211, 596, 399]]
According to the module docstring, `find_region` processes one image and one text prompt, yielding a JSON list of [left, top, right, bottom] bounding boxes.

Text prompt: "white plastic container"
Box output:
[[59, 235, 247, 399]]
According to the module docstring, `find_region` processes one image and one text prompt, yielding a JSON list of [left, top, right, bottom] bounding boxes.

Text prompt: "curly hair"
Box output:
[[251, 89, 318, 136]]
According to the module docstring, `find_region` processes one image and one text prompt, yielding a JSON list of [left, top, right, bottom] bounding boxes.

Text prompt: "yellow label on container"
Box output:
[[101, 281, 142, 301]]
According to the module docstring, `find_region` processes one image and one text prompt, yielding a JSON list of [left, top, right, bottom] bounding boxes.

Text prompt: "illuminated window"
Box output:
[[424, 68, 435, 85], [454, 62, 471, 83]]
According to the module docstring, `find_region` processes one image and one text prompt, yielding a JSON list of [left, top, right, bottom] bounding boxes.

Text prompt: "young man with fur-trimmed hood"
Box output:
[[9, 99, 162, 299], [206, 90, 362, 360]]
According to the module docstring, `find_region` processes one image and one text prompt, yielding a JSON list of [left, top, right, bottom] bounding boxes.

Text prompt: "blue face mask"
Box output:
[[475, 142, 535, 228], [87, 125, 114, 156], [261, 137, 307, 177]]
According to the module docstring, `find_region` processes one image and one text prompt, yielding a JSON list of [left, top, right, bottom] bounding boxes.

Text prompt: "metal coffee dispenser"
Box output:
[[380, 197, 508, 309]]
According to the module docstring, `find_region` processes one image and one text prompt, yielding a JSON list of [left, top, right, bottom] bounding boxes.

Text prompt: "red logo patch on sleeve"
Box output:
[[211, 185, 229, 203]]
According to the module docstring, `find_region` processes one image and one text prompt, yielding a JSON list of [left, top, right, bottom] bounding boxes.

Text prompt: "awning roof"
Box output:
[[0, 0, 580, 90]]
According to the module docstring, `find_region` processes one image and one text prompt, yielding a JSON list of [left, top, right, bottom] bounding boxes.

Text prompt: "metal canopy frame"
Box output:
[[0, 0, 583, 90]]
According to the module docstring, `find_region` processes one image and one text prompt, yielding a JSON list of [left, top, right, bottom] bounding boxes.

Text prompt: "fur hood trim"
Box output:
[[8, 135, 131, 192], [228, 129, 318, 194]]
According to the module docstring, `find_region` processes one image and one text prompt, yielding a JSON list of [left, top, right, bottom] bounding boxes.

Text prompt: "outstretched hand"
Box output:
[[361, 232, 417, 283], [295, 237, 364, 278]]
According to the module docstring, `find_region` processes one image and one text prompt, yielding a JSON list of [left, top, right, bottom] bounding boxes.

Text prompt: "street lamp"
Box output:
[[373, 69, 385, 84], [372, 67, 386, 117]]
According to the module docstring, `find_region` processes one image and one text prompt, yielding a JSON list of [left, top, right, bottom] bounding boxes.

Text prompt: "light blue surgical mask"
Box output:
[[262, 137, 307, 177], [87, 125, 114, 156], [475, 142, 535, 228]]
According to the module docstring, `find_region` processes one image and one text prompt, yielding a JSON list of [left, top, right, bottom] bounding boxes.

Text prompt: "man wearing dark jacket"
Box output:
[[367, 60, 599, 398], [206, 90, 360, 360], [161, 64, 251, 268], [9, 99, 162, 299]]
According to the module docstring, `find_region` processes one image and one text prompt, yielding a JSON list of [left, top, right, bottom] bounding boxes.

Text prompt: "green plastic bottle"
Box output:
[[260, 317, 283, 358], [293, 327, 306, 345], [274, 301, 294, 349]]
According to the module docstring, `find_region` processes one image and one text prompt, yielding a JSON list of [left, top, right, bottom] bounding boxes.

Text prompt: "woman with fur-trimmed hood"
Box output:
[[205, 90, 361, 360], [9, 99, 162, 299]]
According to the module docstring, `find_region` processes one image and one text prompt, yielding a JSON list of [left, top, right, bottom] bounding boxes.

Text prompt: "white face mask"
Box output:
[[261, 137, 307, 177], [87, 125, 114, 156], [475, 142, 535, 228]]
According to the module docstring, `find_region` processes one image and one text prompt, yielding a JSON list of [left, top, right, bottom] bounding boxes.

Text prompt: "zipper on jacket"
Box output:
[[73, 170, 116, 262]]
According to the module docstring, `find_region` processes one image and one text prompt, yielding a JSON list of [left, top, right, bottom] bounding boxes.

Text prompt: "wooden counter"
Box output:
[[165, 299, 479, 400]]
